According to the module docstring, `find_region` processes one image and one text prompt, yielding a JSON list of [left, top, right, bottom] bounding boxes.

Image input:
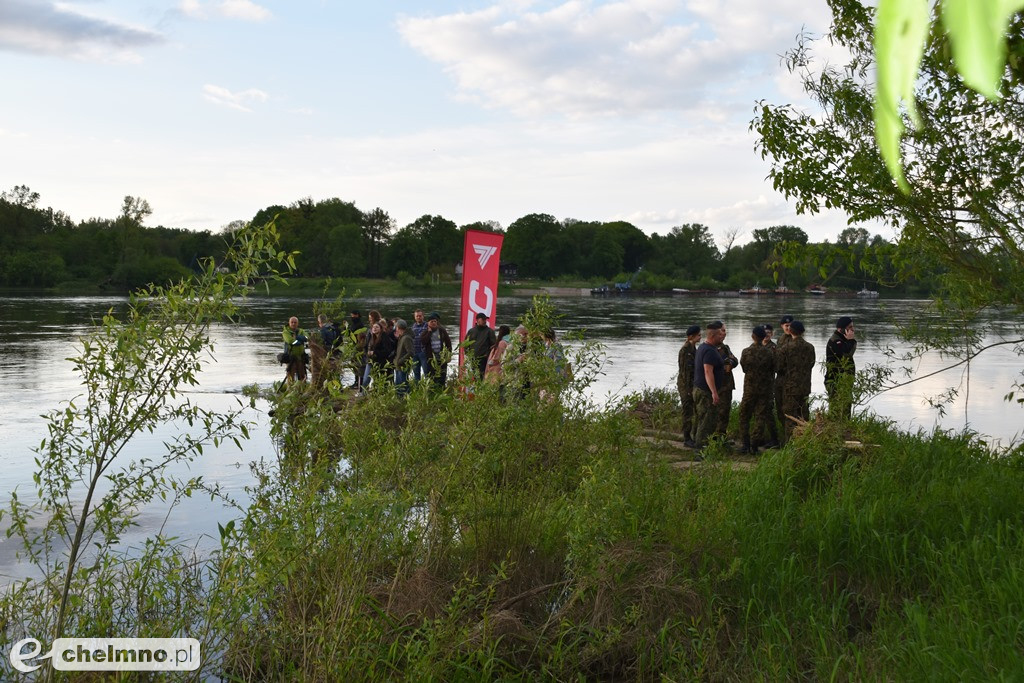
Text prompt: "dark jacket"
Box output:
[[367, 333, 395, 368], [464, 324, 497, 361], [825, 331, 857, 380], [394, 332, 414, 369], [420, 325, 453, 363]]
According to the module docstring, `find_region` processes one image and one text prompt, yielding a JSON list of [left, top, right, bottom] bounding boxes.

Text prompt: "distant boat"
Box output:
[[857, 286, 879, 299], [774, 283, 795, 295], [739, 284, 769, 295], [806, 284, 827, 296]]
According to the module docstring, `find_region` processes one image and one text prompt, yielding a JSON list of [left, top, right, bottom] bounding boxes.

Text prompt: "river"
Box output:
[[1, 293, 1021, 578]]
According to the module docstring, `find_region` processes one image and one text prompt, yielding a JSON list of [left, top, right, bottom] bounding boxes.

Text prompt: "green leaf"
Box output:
[[941, 0, 1024, 98], [874, 0, 930, 193]]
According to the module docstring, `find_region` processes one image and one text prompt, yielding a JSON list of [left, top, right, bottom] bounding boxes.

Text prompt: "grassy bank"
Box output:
[[214, 369, 1024, 680]]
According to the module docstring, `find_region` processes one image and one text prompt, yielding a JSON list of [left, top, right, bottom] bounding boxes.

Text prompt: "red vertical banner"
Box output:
[[459, 229, 504, 370]]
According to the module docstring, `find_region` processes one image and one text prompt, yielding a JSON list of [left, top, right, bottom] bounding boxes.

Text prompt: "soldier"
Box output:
[[737, 326, 778, 453], [825, 315, 857, 419], [676, 324, 702, 447], [776, 319, 815, 442], [715, 327, 739, 437], [774, 315, 794, 429], [692, 321, 727, 452]]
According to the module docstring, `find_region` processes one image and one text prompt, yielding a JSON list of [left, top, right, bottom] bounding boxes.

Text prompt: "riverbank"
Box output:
[[216, 378, 1024, 680]]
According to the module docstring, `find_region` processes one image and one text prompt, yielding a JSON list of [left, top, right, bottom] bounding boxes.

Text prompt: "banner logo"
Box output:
[[473, 244, 497, 269], [9, 637, 201, 673]]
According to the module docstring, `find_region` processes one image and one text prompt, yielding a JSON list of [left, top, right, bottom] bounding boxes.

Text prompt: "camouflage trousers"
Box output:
[[780, 392, 810, 442], [738, 391, 777, 444], [692, 388, 718, 448], [716, 389, 732, 436], [678, 382, 695, 440]]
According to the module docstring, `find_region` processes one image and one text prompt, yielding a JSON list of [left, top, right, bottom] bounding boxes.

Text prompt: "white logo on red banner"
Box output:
[[473, 244, 497, 269]]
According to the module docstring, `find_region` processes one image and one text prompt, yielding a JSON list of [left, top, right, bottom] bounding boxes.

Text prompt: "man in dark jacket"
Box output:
[[677, 324, 702, 447], [463, 312, 496, 379], [825, 316, 857, 419], [737, 325, 777, 453], [776, 320, 815, 443], [393, 319, 414, 395], [420, 311, 453, 388]]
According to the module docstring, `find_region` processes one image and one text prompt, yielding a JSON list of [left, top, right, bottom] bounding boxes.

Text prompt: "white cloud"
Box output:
[[219, 0, 271, 21], [398, 0, 831, 117], [179, 0, 271, 22], [0, 0, 163, 61], [202, 84, 269, 112]]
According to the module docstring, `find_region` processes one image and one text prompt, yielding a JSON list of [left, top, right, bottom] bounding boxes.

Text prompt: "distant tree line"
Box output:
[[0, 185, 926, 294]]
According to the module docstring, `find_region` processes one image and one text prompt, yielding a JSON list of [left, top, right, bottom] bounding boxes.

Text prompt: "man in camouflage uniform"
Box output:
[[737, 325, 777, 453], [776, 319, 815, 443], [715, 331, 739, 437], [692, 321, 727, 452], [676, 324, 703, 447], [774, 315, 794, 431]]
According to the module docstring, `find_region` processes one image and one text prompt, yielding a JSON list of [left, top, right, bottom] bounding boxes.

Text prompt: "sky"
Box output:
[[0, 0, 869, 245]]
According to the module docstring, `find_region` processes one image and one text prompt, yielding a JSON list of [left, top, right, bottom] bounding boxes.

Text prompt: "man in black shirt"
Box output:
[[825, 316, 857, 418], [692, 321, 727, 450]]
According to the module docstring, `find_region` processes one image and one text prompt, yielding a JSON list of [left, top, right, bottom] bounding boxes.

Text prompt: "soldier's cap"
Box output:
[[764, 323, 774, 331], [427, 311, 441, 321], [752, 325, 767, 340], [789, 320, 805, 335], [685, 324, 701, 336], [836, 315, 853, 329], [780, 314, 794, 325]]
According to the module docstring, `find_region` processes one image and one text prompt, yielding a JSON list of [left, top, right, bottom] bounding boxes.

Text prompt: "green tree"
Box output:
[[754, 1, 1024, 312], [362, 207, 395, 277]]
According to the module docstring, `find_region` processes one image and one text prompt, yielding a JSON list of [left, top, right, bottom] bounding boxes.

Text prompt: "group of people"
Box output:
[[677, 315, 857, 454], [279, 308, 570, 397]]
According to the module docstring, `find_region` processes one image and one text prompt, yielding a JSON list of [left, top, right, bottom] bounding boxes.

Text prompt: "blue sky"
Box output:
[[0, 0, 863, 243]]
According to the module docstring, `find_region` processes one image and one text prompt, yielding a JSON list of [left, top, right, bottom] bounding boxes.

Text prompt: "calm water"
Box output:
[[1, 293, 1021, 577]]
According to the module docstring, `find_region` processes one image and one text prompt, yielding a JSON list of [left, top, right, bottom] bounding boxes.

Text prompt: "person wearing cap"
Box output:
[[692, 321, 728, 452], [775, 319, 815, 442], [419, 311, 452, 388], [677, 324, 703, 447], [393, 319, 414, 395], [464, 312, 497, 379], [774, 315, 795, 430], [825, 316, 857, 419], [737, 325, 778, 453]]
